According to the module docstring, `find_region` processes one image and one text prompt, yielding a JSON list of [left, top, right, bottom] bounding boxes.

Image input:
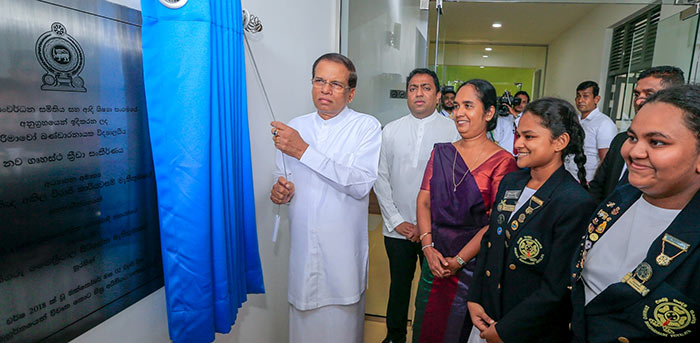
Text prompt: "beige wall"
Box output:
[[430, 43, 547, 70], [543, 4, 646, 106]]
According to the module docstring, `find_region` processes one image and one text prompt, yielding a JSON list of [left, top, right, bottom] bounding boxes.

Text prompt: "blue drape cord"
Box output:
[[141, 0, 265, 342]]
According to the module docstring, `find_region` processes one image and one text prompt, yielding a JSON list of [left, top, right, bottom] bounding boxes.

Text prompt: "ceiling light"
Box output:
[[492, 22, 502, 28], [485, 47, 492, 51], [482, 55, 489, 58]]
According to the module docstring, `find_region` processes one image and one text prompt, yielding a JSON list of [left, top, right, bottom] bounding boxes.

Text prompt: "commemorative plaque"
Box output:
[[0, 1, 163, 342]]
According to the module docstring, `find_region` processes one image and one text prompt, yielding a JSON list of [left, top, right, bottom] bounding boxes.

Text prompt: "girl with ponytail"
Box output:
[[466, 98, 597, 343]]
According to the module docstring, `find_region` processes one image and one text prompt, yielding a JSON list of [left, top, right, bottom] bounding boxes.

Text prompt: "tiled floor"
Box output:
[[363, 214, 420, 343]]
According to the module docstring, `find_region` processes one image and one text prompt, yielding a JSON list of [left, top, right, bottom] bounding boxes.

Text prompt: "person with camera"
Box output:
[[491, 91, 530, 155]]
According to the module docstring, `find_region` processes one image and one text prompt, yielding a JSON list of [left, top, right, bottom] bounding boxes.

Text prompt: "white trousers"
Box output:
[[289, 294, 366, 343]]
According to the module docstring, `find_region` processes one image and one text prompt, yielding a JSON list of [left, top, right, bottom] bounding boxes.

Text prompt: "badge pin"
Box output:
[[511, 220, 519, 231], [596, 221, 607, 234], [584, 239, 592, 250], [497, 214, 505, 224], [504, 190, 521, 200], [611, 207, 620, 215], [622, 272, 649, 296], [505, 230, 511, 239], [607, 201, 615, 208], [592, 218, 599, 225], [589, 233, 599, 242], [655, 254, 672, 267], [634, 262, 653, 282], [518, 213, 526, 223], [497, 227, 503, 236], [588, 224, 595, 233], [531, 196, 544, 206], [656, 234, 690, 267]]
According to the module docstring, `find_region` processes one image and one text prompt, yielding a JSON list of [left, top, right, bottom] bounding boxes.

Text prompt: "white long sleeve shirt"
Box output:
[[373, 111, 459, 240], [274, 107, 381, 310]]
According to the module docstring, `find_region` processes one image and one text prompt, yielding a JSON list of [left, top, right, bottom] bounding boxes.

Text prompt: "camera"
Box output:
[[496, 90, 522, 117]]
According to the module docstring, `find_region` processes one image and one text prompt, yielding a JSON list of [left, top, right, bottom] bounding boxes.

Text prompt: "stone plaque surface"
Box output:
[[0, 1, 163, 342]]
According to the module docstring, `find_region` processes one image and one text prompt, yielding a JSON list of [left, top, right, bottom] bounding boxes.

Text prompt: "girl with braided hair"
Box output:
[[466, 97, 596, 343]]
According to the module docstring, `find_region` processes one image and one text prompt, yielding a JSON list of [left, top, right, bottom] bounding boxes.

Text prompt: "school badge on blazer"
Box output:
[[514, 235, 544, 265], [643, 297, 696, 338]]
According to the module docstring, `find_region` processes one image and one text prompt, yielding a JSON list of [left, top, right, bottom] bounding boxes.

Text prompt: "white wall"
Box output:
[[69, 0, 340, 342], [653, 4, 697, 77], [346, 0, 429, 126], [543, 4, 645, 105]]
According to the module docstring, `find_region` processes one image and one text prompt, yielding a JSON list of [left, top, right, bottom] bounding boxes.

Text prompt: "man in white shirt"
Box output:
[[269, 53, 381, 343], [491, 91, 529, 155], [374, 68, 459, 343], [565, 81, 617, 183], [439, 85, 456, 119]]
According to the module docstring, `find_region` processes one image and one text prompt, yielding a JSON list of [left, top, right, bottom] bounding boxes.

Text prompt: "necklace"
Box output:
[[452, 146, 485, 192]]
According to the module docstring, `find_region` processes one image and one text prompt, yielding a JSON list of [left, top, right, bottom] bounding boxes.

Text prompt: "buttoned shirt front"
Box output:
[[374, 111, 460, 240], [274, 107, 381, 310], [565, 108, 618, 182]]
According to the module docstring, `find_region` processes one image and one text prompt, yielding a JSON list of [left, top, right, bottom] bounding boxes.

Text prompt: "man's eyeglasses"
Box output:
[[312, 78, 349, 92]]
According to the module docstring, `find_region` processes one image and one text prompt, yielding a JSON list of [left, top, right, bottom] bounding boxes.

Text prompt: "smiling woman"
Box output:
[[412, 79, 517, 343], [571, 85, 700, 342], [622, 88, 700, 209], [467, 98, 595, 343]]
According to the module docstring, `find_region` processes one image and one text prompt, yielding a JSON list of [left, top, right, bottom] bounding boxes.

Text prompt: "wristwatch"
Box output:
[[456, 256, 466, 267]]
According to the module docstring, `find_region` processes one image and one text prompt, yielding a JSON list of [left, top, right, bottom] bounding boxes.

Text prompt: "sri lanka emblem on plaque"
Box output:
[[35, 22, 86, 92]]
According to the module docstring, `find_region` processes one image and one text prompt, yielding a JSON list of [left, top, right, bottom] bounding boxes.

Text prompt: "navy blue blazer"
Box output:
[[571, 184, 700, 342], [469, 166, 596, 343]]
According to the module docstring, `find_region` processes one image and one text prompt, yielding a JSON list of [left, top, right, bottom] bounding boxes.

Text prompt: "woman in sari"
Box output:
[[413, 79, 518, 343]]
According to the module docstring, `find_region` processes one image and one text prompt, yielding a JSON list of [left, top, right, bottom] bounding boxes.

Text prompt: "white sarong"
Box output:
[[289, 293, 366, 343]]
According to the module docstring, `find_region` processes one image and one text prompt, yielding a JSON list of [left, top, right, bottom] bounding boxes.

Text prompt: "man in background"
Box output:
[[565, 81, 617, 182], [439, 85, 456, 119], [589, 66, 685, 201], [374, 68, 459, 343]]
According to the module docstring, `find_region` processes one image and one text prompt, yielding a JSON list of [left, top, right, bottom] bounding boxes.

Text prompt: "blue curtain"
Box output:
[[140, 1, 265, 342]]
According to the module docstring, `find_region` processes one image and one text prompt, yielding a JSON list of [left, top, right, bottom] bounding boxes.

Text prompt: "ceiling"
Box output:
[[429, 1, 602, 45]]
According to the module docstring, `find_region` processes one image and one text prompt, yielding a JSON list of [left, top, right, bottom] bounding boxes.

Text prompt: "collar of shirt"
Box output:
[[314, 106, 351, 127], [409, 110, 440, 124], [579, 108, 601, 123]]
